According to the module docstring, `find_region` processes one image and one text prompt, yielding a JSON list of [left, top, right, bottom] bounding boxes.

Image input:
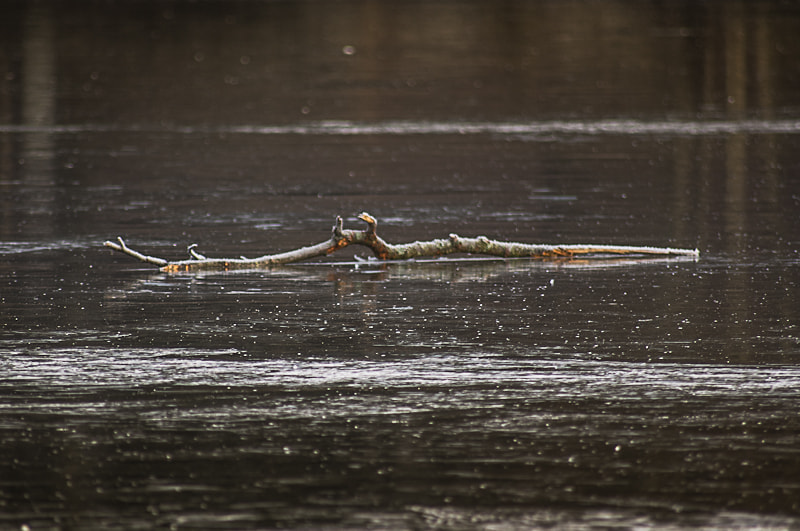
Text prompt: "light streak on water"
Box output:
[[3, 348, 797, 396], [2, 119, 799, 137]]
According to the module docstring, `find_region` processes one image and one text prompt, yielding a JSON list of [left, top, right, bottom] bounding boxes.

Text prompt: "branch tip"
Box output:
[[333, 216, 344, 238], [104, 237, 169, 267], [358, 212, 377, 234], [188, 244, 206, 260]]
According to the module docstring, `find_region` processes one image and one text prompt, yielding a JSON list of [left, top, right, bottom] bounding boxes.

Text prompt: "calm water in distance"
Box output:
[[2, 1, 800, 529]]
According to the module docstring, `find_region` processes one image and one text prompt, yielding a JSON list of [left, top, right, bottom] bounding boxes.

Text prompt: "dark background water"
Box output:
[[2, 1, 800, 529]]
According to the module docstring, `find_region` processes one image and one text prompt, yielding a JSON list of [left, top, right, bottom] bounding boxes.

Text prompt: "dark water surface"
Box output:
[[2, 1, 800, 529]]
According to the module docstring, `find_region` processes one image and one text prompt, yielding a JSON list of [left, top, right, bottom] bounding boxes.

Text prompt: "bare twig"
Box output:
[[104, 212, 699, 273], [103, 237, 169, 267]]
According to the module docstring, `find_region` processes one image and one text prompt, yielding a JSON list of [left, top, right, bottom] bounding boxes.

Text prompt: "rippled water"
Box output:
[[4, 118, 800, 136], [3, 0, 800, 529]]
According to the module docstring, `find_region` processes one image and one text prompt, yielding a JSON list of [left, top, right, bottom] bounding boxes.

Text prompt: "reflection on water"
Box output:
[[5, 347, 799, 393], [2, 0, 800, 528], [2, 341, 799, 529], [4, 0, 799, 125], [3, 118, 800, 136]]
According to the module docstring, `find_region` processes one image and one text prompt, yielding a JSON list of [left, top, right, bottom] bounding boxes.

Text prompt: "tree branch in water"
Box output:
[[104, 212, 699, 273]]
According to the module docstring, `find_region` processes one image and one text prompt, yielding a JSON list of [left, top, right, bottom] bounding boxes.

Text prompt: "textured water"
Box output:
[[2, 0, 800, 529], [4, 118, 800, 136]]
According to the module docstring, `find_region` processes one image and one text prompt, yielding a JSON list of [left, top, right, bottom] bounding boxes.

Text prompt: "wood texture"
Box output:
[[104, 212, 699, 272]]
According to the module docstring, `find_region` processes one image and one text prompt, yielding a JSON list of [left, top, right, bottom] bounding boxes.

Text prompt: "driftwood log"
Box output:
[[104, 212, 699, 273]]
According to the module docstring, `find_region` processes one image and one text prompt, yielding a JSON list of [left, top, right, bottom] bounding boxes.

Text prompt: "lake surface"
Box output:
[[2, 1, 800, 529]]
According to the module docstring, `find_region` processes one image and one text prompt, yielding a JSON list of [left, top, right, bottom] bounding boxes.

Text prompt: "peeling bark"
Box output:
[[104, 212, 699, 273]]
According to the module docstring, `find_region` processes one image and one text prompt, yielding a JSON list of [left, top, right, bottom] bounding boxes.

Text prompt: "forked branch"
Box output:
[[104, 212, 699, 273]]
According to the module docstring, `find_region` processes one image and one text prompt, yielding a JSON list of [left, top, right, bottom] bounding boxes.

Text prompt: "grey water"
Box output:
[[2, 1, 800, 529]]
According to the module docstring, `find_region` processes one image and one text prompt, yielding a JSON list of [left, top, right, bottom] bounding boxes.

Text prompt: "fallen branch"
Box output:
[[104, 212, 699, 273]]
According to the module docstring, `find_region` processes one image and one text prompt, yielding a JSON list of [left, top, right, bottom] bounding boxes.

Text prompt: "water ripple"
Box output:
[[2, 348, 797, 397], [2, 119, 799, 137]]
